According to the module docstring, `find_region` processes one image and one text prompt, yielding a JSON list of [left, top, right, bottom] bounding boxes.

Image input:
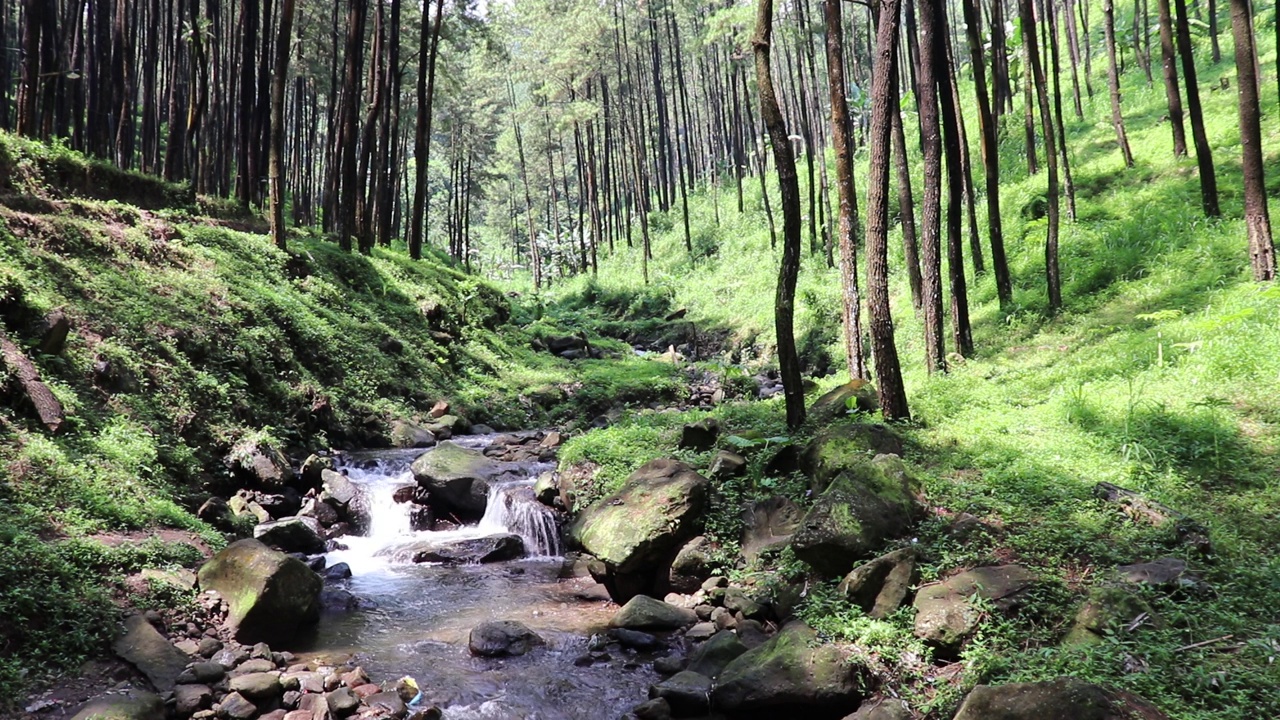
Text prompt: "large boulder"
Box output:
[[801, 424, 904, 494], [70, 690, 164, 720], [378, 533, 524, 564], [790, 455, 921, 576], [668, 535, 715, 593], [469, 620, 545, 657], [112, 615, 189, 691], [411, 442, 502, 517], [741, 495, 803, 561], [712, 622, 865, 718], [389, 420, 437, 449], [952, 678, 1170, 720], [808, 381, 880, 423], [196, 539, 322, 645], [686, 630, 748, 677], [912, 564, 1035, 650], [227, 437, 295, 488], [321, 469, 370, 533], [837, 548, 919, 619], [611, 595, 698, 630], [253, 516, 326, 554], [569, 458, 710, 602], [649, 671, 712, 715]]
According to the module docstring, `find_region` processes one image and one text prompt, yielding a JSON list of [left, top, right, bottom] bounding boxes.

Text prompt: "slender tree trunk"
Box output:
[[892, 89, 923, 313], [1102, 0, 1136, 167], [866, 0, 910, 421], [1155, 0, 1188, 157], [753, 0, 805, 429], [1174, 0, 1220, 216], [336, 0, 368, 251], [408, 0, 444, 260], [1229, 0, 1276, 280], [916, 0, 948, 374], [932, 0, 973, 358], [269, 0, 295, 250], [1025, 0, 1063, 311], [824, 0, 867, 381], [1208, 0, 1222, 63], [964, 0, 1013, 307], [1044, 0, 1077, 220], [1062, 0, 1085, 118]]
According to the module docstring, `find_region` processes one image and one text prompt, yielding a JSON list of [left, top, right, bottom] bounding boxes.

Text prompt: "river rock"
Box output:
[[411, 441, 501, 517], [679, 418, 720, 451], [790, 454, 922, 576], [610, 628, 663, 650], [668, 536, 715, 593], [712, 622, 865, 717], [390, 420, 437, 449], [70, 689, 164, 720], [686, 630, 748, 677], [228, 437, 295, 488], [837, 548, 919, 619], [809, 381, 880, 423], [173, 684, 213, 715], [366, 691, 410, 718], [913, 564, 1035, 650], [952, 678, 1171, 720], [533, 471, 560, 507], [253, 516, 326, 554], [611, 595, 698, 630], [229, 671, 284, 701], [321, 469, 370, 532], [801, 424, 904, 493], [383, 533, 525, 564], [112, 614, 189, 692], [649, 670, 712, 715], [197, 539, 322, 645], [741, 495, 803, 561], [217, 691, 258, 720], [569, 458, 710, 602], [197, 496, 238, 531], [843, 698, 912, 720], [469, 620, 546, 657], [300, 454, 335, 485], [327, 687, 361, 717]]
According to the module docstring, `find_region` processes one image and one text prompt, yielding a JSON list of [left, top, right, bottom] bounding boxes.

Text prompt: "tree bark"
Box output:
[[1155, 0, 1188, 157], [1102, 0, 1136, 167], [1174, 0, 1220, 216], [964, 0, 1013, 307], [1025, 0, 1063, 312], [1229, 0, 1277, 280], [915, 0, 947, 374], [409, 0, 445, 260], [269, 0, 295, 250]]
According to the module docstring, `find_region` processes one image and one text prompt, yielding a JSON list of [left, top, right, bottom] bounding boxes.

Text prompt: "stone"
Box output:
[[609, 628, 663, 651], [339, 667, 370, 688], [188, 661, 226, 683], [429, 400, 450, 418], [678, 418, 720, 451], [327, 687, 361, 717], [228, 438, 295, 488], [410, 441, 503, 517], [764, 445, 802, 477], [390, 421, 437, 449], [196, 539, 322, 646], [112, 614, 189, 692], [254, 516, 327, 554], [790, 455, 922, 576], [1063, 587, 1157, 646], [366, 691, 409, 719], [300, 454, 335, 485], [843, 698, 912, 720], [173, 684, 213, 715], [229, 672, 284, 701], [720, 587, 764, 619], [468, 620, 546, 657], [801, 424, 904, 493], [612, 595, 698, 630], [668, 536, 715, 594], [321, 470, 370, 533], [685, 622, 717, 641], [197, 496, 237, 531], [427, 414, 472, 438], [809, 381, 881, 423], [1115, 557, 1202, 591], [712, 622, 864, 717], [70, 690, 165, 720], [649, 671, 712, 715], [284, 712, 314, 720], [234, 658, 277, 674], [952, 678, 1170, 720], [37, 309, 72, 355], [569, 458, 710, 602], [632, 697, 673, 720], [707, 450, 746, 482], [686, 630, 748, 678], [283, 671, 326, 694], [837, 548, 919, 619], [380, 533, 524, 565], [913, 565, 1036, 649], [212, 647, 250, 669], [533, 471, 560, 507], [653, 656, 686, 675], [217, 692, 258, 720], [323, 562, 353, 581]]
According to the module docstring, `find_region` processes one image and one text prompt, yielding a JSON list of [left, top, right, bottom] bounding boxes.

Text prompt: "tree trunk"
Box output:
[[1174, 0, 1220, 216], [915, 0, 948, 374], [269, 0, 295, 250], [753, 0, 805, 429], [1025, 0, 1063, 312], [964, 0, 1013, 307], [409, 0, 445, 260], [1102, 0, 1136, 167], [933, 0, 973, 358], [1229, 0, 1277, 280], [1155, 0, 1188, 157]]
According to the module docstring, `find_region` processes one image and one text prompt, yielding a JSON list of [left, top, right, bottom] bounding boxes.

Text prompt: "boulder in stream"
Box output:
[[610, 595, 698, 630], [253, 516, 326, 554], [70, 689, 165, 720], [469, 620, 546, 657], [379, 533, 525, 565], [197, 539, 322, 645], [411, 441, 502, 517]]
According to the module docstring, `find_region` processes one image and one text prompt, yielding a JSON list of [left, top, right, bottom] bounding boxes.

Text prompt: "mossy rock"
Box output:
[[410, 441, 500, 517], [953, 678, 1170, 720], [196, 539, 321, 646], [790, 454, 922, 576], [1063, 586, 1157, 646], [711, 622, 865, 717], [70, 690, 165, 720], [801, 423, 905, 493], [808, 380, 879, 423]]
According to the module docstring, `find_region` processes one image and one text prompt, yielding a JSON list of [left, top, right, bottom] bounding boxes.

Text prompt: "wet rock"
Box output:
[[1063, 587, 1157, 646], [253, 516, 326, 554], [650, 670, 712, 715], [301, 497, 340, 527], [327, 687, 361, 717], [533, 471, 560, 507], [801, 424, 904, 493], [227, 437, 294, 489], [320, 588, 364, 613], [843, 698, 912, 720], [686, 630, 748, 678], [809, 381, 880, 423], [366, 691, 410, 718], [612, 595, 699, 630], [837, 548, 919, 619], [321, 469, 370, 532], [410, 441, 502, 517], [382, 533, 525, 565], [112, 614, 189, 692], [653, 656, 687, 675], [679, 418, 720, 451], [323, 562, 353, 581], [216, 691, 258, 720], [569, 458, 710, 602], [70, 689, 164, 720], [913, 565, 1035, 650], [469, 620, 546, 657], [197, 539, 322, 645], [668, 536, 715, 594], [632, 697, 674, 720], [300, 454, 335, 486], [952, 678, 1170, 720], [791, 455, 922, 576], [610, 628, 663, 651], [229, 672, 283, 701], [173, 684, 213, 715], [712, 622, 865, 717], [390, 420, 437, 449]]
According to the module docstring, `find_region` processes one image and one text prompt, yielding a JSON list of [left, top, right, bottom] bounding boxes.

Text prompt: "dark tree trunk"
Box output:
[[1229, 0, 1276, 280], [892, 86, 923, 313], [409, 0, 444, 260], [915, 0, 947, 374], [1024, 0, 1063, 312], [964, 0, 1013, 307], [1155, 0, 1188, 157], [269, 0, 295, 250], [1174, 0, 1220, 216], [753, 0, 805, 429], [1102, 0, 1136, 167], [1044, 0, 1077, 220], [932, 0, 973, 358]]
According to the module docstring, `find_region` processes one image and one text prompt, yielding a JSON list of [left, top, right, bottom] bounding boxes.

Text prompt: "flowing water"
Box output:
[[296, 442, 657, 719]]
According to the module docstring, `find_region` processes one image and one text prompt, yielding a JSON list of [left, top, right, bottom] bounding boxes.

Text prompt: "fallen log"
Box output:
[[0, 328, 65, 432]]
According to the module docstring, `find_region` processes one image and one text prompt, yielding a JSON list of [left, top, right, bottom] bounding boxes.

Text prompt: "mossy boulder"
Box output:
[[912, 564, 1035, 650], [952, 678, 1170, 720], [70, 690, 164, 720], [252, 516, 326, 554], [1063, 586, 1157, 646], [389, 420, 436, 449], [610, 594, 698, 630], [809, 380, 880, 423], [227, 437, 295, 489], [801, 424, 904, 494], [196, 539, 321, 646], [711, 622, 866, 718], [569, 458, 710, 602], [790, 454, 922, 576], [411, 441, 500, 517]]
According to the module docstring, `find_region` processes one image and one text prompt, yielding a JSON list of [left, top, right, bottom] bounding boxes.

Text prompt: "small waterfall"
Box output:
[[478, 482, 562, 557]]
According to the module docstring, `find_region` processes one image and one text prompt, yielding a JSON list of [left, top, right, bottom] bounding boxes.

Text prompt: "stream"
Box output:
[[295, 441, 657, 720]]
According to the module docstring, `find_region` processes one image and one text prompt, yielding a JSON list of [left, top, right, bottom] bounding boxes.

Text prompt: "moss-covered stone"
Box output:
[[808, 380, 880, 423], [801, 423, 904, 494], [411, 441, 500, 517], [1062, 586, 1157, 646], [711, 622, 865, 717], [952, 678, 1170, 720], [196, 539, 321, 646]]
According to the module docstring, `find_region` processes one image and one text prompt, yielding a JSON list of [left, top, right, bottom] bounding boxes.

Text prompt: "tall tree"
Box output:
[[1155, 0, 1188, 157], [866, 0, 910, 421], [269, 0, 296, 250], [1173, 0, 1220, 216], [409, 0, 446, 261], [1228, 0, 1277, 280], [915, 0, 947, 374], [753, 0, 805, 429], [1102, 0, 1136, 167], [1025, 0, 1063, 311]]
